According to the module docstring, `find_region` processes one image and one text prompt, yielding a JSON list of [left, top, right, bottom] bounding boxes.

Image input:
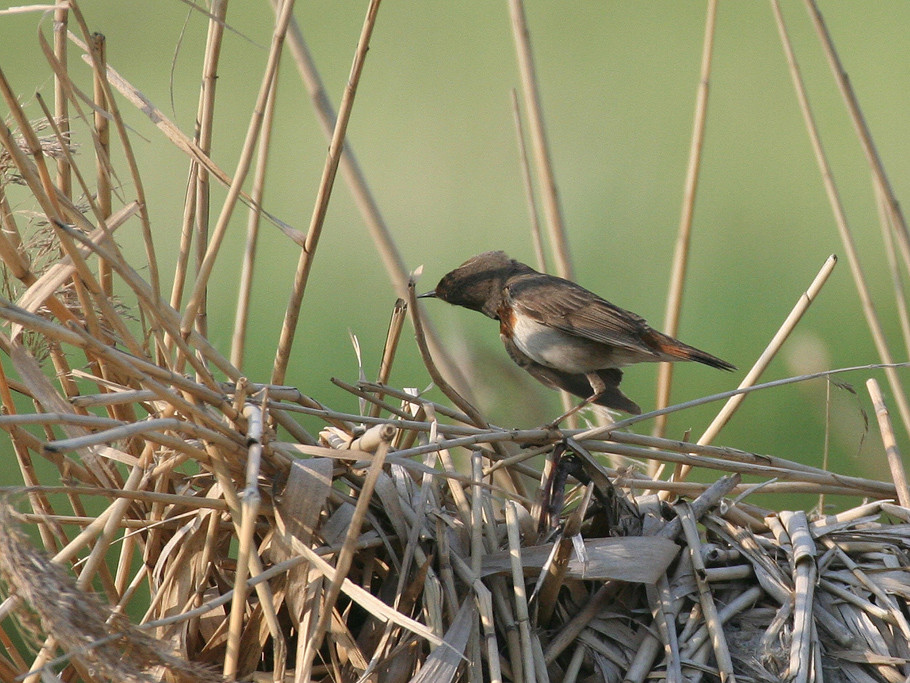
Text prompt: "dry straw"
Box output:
[[0, 1, 908, 682]]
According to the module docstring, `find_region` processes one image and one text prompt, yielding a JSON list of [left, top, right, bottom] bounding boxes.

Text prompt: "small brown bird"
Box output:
[[420, 251, 734, 416]]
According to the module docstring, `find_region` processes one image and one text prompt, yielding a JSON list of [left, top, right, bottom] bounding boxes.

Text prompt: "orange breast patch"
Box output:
[[497, 303, 516, 338]]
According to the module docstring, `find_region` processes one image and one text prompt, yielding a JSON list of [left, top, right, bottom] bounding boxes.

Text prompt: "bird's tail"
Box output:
[[647, 331, 736, 371]]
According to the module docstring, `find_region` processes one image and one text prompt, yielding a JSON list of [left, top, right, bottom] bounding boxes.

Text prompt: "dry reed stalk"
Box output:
[[771, 0, 910, 438], [89, 32, 112, 297], [867, 378, 910, 507], [677, 504, 736, 682], [182, 0, 295, 368], [53, 2, 70, 198], [781, 511, 816, 683], [803, 0, 910, 279], [192, 0, 229, 343], [695, 255, 837, 446], [507, 0, 572, 280], [277, 5, 474, 401], [60, 4, 160, 300], [271, 0, 380, 385], [367, 298, 408, 419], [409, 290, 480, 426], [876, 185, 910, 361], [511, 89, 546, 274], [654, 0, 718, 442]]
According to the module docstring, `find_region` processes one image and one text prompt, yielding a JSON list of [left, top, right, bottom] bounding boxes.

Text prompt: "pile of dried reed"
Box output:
[[1, 2, 909, 682]]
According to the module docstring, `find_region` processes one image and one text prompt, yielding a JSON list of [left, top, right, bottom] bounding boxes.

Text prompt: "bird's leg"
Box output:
[[546, 372, 606, 428]]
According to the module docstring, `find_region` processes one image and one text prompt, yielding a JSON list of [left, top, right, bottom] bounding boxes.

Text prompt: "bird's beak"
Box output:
[[416, 290, 437, 299]]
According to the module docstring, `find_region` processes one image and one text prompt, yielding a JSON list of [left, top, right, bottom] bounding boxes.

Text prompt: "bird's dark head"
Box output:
[[419, 251, 529, 319]]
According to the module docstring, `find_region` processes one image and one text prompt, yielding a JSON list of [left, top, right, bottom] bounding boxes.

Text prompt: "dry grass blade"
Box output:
[[483, 535, 679, 584], [231, 68, 279, 370], [409, 601, 473, 683]]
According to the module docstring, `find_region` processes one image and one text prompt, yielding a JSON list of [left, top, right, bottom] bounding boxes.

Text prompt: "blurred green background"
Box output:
[[2, 2, 910, 502]]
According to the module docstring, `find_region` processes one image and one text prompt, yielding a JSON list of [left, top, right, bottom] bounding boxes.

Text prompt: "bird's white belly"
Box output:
[[510, 317, 615, 373]]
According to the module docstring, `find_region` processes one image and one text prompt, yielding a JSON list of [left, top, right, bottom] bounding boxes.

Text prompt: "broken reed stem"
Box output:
[[665, 254, 838, 490], [225, 402, 266, 679], [90, 31, 112, 297], [505, 501, 535, 683], [63, 3, 160, 302], [407, 280, 491, 430], [654, 0, 718, 443], [698, 254, 836, 446], [507, 0, 572, 280], [782, 511, 816, 683], [771, 0, 910, 438], [866, 378, 910, 507], [271, 0, 382, 385], [53, 1, 70, 196], [677, 504, 736, 682], [368, 298, 408, 418]]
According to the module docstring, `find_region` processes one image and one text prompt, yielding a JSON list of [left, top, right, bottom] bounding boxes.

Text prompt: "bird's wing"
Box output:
[[506, 275, 662, 357], [501, 336, 641, 414]]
